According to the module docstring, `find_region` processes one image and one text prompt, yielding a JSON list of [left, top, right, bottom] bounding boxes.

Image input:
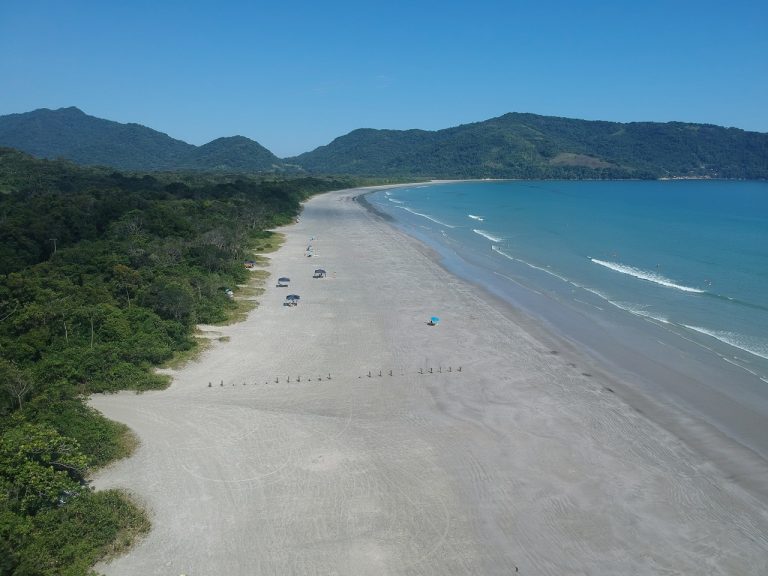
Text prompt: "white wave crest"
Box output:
[[683, 325, 768, 360], [492, 246, 570, 283], [579, 285, 611, 301], [468, 214, 484, 221], [473, 229, 503, 242], [609, 301, 670, 324], [590, 258, 704, 293], [397, 206, 455, 228], [387, 198, 404, 204]]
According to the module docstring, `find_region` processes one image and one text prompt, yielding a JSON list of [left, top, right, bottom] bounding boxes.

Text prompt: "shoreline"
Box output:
[[91, 184, 768, 575], [361, 182, 768, 500]]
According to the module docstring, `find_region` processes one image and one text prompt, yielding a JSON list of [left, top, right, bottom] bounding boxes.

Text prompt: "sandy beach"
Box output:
[[91, 186, 768, 575]]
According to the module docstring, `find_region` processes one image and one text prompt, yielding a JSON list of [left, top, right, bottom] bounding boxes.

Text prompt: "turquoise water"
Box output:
[[369, 180, 768, 390]]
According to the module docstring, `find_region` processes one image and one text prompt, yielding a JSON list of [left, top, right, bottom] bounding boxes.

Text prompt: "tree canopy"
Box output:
[[290, 112, 768, 179], [0, 148, 354, 574]]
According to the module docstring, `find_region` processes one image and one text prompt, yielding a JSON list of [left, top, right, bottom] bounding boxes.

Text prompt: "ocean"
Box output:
[[368, 180, 768, 456]]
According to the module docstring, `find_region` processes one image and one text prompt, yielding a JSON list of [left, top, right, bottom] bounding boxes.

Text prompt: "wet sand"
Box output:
[[91, 186, 768, 575]]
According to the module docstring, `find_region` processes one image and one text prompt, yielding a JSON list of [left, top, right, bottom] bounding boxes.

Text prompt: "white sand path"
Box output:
[[91, 187, 768, 575]]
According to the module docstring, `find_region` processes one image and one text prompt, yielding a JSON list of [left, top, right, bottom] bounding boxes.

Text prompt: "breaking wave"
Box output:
[[492, 246, 570, 283], [473, 229, 502, 242], [683, 325, 768, 361], [397, 206, 455, 228], [608, 301, 670, 324], [590, 258, 705, 294]]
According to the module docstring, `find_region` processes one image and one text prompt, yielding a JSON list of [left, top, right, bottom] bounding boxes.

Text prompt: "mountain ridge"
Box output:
[[0, 107, 279, 172], [0, 107, 766, 178], [290, 112, 768, 179]]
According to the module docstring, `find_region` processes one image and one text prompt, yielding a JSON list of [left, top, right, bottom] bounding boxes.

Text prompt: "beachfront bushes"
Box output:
[[0, 148, 355, 574], [2, 489, 150, 576]]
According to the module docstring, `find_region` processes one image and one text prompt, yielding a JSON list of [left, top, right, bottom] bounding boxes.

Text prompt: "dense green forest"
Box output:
[[0, 108, 282, 173], [0, 148, 353, 575], [291, 113, 768, 179], [2, 108, 766, 179]]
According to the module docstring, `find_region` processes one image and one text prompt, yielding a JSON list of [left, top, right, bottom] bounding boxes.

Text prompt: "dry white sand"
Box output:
[[91, 186, 768, 575]]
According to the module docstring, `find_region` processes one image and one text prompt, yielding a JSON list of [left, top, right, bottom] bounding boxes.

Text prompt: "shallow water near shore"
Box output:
[[369, 180, 768, 460]]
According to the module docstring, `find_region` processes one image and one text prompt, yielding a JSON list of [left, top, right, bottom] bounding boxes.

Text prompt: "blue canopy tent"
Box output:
[[285, 294, 301, 306]]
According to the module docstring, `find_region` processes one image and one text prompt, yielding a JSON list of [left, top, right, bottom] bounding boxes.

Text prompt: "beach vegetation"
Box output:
[[0, 147, 356, 574]]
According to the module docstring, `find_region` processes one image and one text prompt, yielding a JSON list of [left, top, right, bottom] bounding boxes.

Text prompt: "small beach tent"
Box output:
[[429, 316, 440, 326], [285, 294, 300, 306]]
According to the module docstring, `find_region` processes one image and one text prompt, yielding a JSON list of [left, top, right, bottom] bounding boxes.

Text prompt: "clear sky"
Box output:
[[1, 0, 766, 157]]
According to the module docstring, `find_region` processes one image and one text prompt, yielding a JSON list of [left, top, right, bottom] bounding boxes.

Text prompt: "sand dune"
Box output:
[[91, 186, 768, 575]]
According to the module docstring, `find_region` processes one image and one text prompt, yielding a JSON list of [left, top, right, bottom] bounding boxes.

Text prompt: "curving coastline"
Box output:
[[91, 185, 768, 575]]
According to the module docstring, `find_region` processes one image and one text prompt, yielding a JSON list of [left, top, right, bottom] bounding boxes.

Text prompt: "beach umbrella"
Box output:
[[278, 277, 290, 282], [286, 294, 300, 301], [314, 269, 326, 274], [430, 316, 440, 324]]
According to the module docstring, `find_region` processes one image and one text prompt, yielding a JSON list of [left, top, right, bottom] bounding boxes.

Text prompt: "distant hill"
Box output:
[[0, 107, 283, 172], [184, 135, 281, 172], [1, 108, 766, 178], [290, 113, 768, 179], [0, 107, 196, 171]]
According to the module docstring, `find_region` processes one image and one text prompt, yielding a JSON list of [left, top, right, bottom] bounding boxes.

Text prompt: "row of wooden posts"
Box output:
[[207, 366, 462, 387]]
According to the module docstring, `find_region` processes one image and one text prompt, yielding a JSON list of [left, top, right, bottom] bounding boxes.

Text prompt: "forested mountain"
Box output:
[[0, 108, 283, 172], [0, 107, 195, 170], [290, 113, 768, 179], [1, 108, 766, 178], [186, 135, 281, 171]]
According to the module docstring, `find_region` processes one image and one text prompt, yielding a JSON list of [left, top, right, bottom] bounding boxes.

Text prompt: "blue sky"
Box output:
[[1, 0, 766, 157]]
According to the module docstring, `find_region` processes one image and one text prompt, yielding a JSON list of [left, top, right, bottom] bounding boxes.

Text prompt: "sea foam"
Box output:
[[590, 258, 705, 294], [468, 214, 484, 221], [397, 206, 455, 228], [473, 229, 502, 242], [609, 301, 670, 324], [492, 246, 570, 283], [683, 325, 768, 361]]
